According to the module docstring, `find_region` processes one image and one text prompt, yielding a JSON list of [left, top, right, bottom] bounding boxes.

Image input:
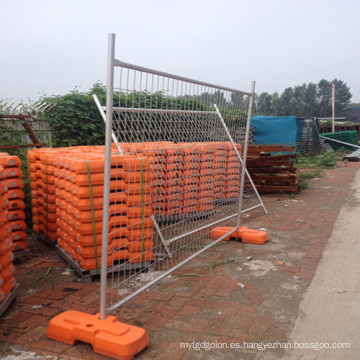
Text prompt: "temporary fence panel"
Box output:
[[296, 118, 322, 155], [98, 34, 267, 319]]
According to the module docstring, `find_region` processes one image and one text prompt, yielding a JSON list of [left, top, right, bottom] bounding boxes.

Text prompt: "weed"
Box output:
[[299, 169, 323, 180], [294, 149, 347, 170]]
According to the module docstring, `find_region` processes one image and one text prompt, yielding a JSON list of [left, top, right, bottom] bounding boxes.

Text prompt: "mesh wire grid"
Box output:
[[102, 61, 265, 314]]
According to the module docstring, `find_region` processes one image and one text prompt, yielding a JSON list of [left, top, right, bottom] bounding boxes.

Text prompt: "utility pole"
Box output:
[[332, 84, 335, 133]]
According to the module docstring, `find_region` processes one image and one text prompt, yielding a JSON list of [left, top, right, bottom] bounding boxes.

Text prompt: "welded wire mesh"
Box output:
[[102, 60, 265, 314], [296, 118, 322, 155]]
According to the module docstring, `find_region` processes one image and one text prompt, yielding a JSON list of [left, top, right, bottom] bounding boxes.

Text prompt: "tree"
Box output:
[[303, 83, 318, 116], [332, 79, 352, 116], [253, 79, 352, 117], [257, 92, 273, 115], [271, 92, 281, 116], [279, 87, 295, 115], [317, 79, 332, 117]]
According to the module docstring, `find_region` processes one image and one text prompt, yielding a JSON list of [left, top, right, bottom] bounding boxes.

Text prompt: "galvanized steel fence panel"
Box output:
[[98, 34, 266, 318]]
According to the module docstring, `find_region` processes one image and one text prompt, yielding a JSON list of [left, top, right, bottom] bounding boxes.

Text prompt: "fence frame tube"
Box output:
[[99, 33, 116, 320]]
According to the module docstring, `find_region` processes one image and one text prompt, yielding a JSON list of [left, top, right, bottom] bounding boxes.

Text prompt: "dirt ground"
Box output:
[[1, 161, 359, 360]]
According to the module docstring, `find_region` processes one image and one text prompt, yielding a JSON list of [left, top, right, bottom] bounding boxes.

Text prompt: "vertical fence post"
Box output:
[[99, 33, 115, 320], [332, 84, 335, 133], [236, 81, 256, 229]]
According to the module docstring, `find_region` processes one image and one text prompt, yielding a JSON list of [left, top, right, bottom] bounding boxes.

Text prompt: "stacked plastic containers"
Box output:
[[213, 142, 231, 200], [0, 154, 27, 252], [0, 154, 21, 303], [124, 151, 154, 264], [53, 150, 154, 270], [164, 144, 184, 217], [28, 148, 75, 243], [141, 143, 167, 218], [28, 142, 243, 272], [197, 143, 215, 212], [226, 143, 242, 199]]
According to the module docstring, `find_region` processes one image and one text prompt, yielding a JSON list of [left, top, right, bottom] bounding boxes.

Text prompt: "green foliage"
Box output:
[[40, 82, 249, 145], [294, 150, 341, 169], [299, 169, 324, 180], [254, 79, 352, 117], [0, 121, 33, 229], [0, 121, 23, 147], [295, 151, 341, 189], [41, 83, 106, 147]]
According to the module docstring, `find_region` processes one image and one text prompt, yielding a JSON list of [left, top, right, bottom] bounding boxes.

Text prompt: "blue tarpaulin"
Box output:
[[251, 116, 299, 146]]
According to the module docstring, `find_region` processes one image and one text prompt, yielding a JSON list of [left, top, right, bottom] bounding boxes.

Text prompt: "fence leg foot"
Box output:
[[211, 226, 268, 245], [47, 310, 149, 360]]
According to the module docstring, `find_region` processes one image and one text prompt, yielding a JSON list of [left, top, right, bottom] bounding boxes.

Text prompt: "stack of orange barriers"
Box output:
[[0, 156, 20, 303], [27, 146, 155, 271], [226, 144, 242, 199], [28, 141, 243, 271], [0, 153, 27, 252], [29, 148, 77, 242]]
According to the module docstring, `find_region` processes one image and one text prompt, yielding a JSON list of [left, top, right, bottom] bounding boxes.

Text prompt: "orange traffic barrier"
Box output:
[[127, 206, 152, 218], [165, 191, 181, 201], [129, 250, 154, 263], [165, 170, 182, 180], [127, 229, 153, 242], [183, 177, 198, 186], [127, 217, 153, 230], [0, 252, 14, 268], [7, 188, 25, 200], [47, 310, 149, 360], [2, 277, 16, 295], [150, 178, 166, 188], [166, 178, 183, 187], [127, 240, 154, 252], [1, 263, 15, 281], [211, 226, 268, 245], [12, 240, 28, 251], [183, 162, 200, 171], [166, 163, 183, 171], [183, 192, 198, 200], [0, 238, 12, 255], [166, 155, 183, 163], [3, 168, 23, 178], [0, 156, 22, 168], [8, 230, 26, 242]]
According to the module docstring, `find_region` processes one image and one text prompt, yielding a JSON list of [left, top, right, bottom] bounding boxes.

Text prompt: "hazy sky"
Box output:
[[1, 0, 360, 103]]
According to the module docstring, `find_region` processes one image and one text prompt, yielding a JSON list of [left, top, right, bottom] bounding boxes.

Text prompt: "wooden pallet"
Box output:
[[247, 145, 299, 193], [0, 283, 20, 318], [247, 144, 295, 156], [55, 245, 154, 284]]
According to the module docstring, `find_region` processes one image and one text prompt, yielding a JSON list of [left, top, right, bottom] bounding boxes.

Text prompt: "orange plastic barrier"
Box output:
[[47, 310, 149, 360], [211, 226, 268, 245], [29, 142, 244, 271], [0, 154, 28, 256]]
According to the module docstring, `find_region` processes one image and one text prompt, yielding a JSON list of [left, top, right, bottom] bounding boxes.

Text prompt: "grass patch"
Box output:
[[299, 169, 324, 180], [294, 148, 350, 170], [294, 150, 346, 189], [298, 169, 324, 189], [294, 151, 337, 169]]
